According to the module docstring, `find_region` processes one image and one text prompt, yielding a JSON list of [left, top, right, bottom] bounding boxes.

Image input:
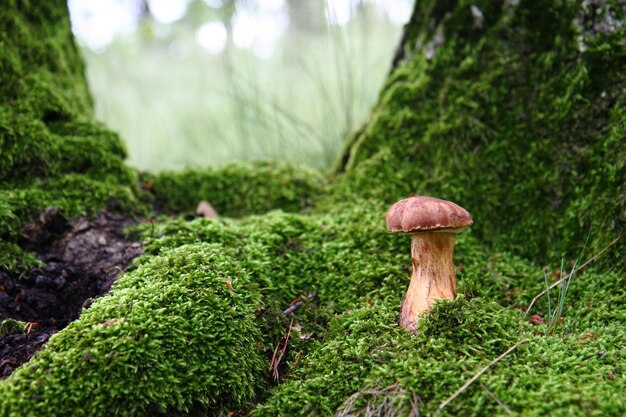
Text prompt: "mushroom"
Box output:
[[386, 196, 473, 331], [196, 200, 219, 219]]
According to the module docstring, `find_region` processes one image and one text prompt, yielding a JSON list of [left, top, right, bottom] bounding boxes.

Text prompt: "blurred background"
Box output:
[[68, 0, 414, 172]]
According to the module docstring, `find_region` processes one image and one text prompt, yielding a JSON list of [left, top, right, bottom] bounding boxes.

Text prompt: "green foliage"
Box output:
[[145, 161, 326, 217], [101, 207, 626, 415], [253, 298, 522, 417], [2, 200, 625, 415], [256, 299, 625, 417], [0, 241, 41, 271]]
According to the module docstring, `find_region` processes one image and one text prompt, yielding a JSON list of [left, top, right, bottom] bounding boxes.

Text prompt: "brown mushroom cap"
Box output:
[[386, 196, 473, 233]]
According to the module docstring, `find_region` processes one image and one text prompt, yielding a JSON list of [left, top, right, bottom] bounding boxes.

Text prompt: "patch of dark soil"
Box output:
[[0, 208, 143, 378], [0, 321, 58, 377]]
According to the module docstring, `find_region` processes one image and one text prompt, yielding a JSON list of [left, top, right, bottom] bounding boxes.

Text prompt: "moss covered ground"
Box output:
[[1, 0, 625, 416], [143, 161, 326, 218]]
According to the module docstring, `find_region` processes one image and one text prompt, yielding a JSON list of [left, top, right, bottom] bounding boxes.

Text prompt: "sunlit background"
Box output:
[[68, 0, 414, 172]]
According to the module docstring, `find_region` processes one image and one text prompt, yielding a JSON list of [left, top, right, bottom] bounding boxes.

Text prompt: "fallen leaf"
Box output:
[[103, 318, 122, 327], [575, 333, 597, 344]]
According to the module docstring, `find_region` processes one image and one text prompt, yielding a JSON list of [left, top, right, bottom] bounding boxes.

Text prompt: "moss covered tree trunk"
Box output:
[[337, 0, 625, 268], [0, 0, 142, 270]]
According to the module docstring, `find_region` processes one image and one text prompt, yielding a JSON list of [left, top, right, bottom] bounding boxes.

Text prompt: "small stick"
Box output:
[[438, 339, 529, 413], [288, 350, 303, 373], [282, 291, 318, 315], [282, 300, 304, 315], [410, 391, 421, 417], [268, 338, 281, 372], [479, 382, 513, 416], [272, 316, 294, 382], [524, 235, 621, 317]]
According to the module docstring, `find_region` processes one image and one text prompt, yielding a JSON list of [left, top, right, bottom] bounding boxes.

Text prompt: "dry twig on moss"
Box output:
[[335, 382, 421, 417], [524, 235, 622, 317], [437, 339, 530, 413], [269, 316, 294, 382], [479, 382, 513, 416]]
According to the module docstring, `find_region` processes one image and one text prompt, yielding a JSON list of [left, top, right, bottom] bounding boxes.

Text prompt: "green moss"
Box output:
[[253, 299, 519, 417], [332, 0, 626, 269], [0, 243, 272, 416], [2, 199, 625, 415], [132, 207, 626, 416], [0, 241, 41, 271], [0, 319, 27, 336], [145, 160, 326, 217], [0, 1, 146, 271], [255, 296, 624, 416], [2, 1, 625, 416]]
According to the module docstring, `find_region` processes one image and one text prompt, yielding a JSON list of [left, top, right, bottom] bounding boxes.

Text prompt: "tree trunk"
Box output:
[[339, 0, 625, 269]]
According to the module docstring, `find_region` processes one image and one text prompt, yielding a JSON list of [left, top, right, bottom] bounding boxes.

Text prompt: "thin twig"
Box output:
[[334, 382, 421, 417], [268, 338, 281, 371], [438, 339, 529, 413], [272, 316, 294, 382], [282, 300, 304, 315], [282, 291, 318, 315], [410, 391, 421, 417], [524, 235, 621, 317], [479, 382, 513, 416]]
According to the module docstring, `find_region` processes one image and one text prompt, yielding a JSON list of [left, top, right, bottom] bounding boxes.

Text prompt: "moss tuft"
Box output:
[[0, 243, 271, 416], [0, 319, 27, 336]]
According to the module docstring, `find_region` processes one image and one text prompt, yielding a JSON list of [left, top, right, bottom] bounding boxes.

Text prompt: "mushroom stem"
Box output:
[[400, 231, 457, 331]]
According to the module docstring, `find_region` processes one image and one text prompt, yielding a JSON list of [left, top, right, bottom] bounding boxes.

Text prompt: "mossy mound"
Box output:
[[1, 1, 625, 416], [0, 242, 271, 416], [144, 160, 326, 217], [0, 319, 26, 336]]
